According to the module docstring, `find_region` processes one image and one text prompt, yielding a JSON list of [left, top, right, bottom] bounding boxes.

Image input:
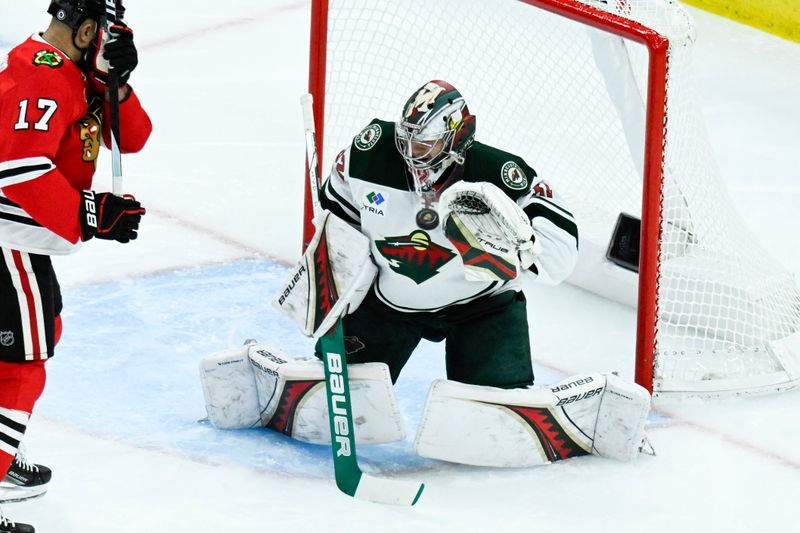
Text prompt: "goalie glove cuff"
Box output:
[[518, 236, 542, 270]]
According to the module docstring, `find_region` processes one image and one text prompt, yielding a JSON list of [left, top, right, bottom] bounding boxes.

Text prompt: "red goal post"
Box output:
[[303, 0, 800, 398]]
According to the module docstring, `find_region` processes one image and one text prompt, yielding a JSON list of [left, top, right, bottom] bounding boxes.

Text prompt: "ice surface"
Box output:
[[1, 1, 799, 532]]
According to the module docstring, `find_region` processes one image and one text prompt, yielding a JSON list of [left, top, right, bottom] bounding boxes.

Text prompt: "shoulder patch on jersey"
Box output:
[[354, 124, 382, 151], [32, 50, 64, 68], [501, 161, 528, 190]]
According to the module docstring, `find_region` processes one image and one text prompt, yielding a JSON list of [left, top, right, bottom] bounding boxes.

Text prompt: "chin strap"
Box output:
[[409, 158, 462, 195]]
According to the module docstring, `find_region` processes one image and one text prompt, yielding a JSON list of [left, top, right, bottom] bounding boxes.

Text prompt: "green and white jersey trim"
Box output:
[[319, 120, 579, 312]]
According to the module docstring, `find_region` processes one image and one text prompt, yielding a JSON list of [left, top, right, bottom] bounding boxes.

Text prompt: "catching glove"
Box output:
[[85, 23, 138, 91], [439, 181, 536, 282], [79, 190, 145, 243]]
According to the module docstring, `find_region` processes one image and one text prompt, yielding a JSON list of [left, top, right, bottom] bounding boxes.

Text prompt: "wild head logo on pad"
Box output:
[[376, 231, 455, 284]]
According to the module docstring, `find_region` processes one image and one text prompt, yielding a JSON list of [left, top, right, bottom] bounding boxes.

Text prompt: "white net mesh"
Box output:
[[314, 0, 800, 395]]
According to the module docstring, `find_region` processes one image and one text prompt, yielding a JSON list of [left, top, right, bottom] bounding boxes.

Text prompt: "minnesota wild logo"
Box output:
[[376, 231, 455, 284], [33, 50, 63, 68], [354, 124, 382, 151], [501, 161, 528, 190]]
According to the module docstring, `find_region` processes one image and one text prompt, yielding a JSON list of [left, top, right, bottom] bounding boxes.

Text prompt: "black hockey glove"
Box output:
[[79, 190, 146, 243], [85, 23, 138, 89]]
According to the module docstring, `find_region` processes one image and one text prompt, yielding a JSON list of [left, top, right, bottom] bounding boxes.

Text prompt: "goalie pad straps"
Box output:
[[414, 374, 650, 467], [272, 210, 378, 338], [438, 181, 539, 282], [198, 343, 405, 445]]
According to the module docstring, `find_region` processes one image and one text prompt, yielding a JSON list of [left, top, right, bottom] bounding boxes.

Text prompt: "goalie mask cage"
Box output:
[[303, 0, 800, 398]]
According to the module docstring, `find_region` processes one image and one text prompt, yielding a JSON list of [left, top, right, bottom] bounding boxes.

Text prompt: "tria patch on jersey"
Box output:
[[32, 50, 64, 68], [366, 191, 385, 205], [501, 161, 528, 190], [354, 124, 382, 151], [363, 191, 386, 216], [375, 230, 455, 284]]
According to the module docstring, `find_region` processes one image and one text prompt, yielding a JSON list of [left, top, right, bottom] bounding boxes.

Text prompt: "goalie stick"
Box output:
[[103, 0, 123, 194], [300, 94, 425, 506]]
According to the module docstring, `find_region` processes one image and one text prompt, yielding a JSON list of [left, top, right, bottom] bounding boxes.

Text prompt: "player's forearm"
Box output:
[[320, 175, 361, 226], [526, 226, 579, 285], [521, 192, 579, 284], [102, 87, 152, 153], [107, 84, 131, 103]]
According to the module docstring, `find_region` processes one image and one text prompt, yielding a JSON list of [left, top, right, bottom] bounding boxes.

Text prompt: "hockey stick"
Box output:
[[301, 94, 425, 506], [103, 0, 123, 194]]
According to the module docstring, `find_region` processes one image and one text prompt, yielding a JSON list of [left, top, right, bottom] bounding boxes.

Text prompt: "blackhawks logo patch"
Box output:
[[501, 161, 528, 190], [376, 230, 455, 284], [354, 124, 382, 151], [33, 50, 63, 68], [77, 97, 104, 165]]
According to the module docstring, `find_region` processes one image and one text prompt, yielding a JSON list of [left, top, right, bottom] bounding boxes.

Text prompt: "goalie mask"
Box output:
[[395, 80, 476, 192]]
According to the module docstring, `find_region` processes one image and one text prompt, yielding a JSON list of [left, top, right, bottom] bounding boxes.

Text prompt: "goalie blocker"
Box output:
[[272, 210, 377, 339], [415, 373, 651, 466]]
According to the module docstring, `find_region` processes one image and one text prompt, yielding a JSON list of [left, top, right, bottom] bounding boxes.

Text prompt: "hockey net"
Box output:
[[304, 0, 800, 397]]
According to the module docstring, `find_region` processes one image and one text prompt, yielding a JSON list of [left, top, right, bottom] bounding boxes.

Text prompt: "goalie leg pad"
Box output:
[[591, 373, 651, 461], [199, 344, 261, 429], [247, 344, 405, 445], [414, 375, 650, 467]]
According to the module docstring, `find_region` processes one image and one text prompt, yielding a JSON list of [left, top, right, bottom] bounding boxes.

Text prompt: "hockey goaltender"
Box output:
[[199, 81, 651, 471]]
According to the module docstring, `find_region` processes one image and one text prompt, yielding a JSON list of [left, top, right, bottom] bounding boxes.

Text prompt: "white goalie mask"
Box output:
[[395, 80, 476, 193]]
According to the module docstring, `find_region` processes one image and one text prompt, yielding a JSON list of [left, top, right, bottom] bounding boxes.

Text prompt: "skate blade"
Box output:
[[0, 482, 48, 503]]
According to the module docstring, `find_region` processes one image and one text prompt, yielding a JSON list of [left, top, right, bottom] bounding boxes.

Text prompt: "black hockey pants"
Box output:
[[316, 289, 534, 389]]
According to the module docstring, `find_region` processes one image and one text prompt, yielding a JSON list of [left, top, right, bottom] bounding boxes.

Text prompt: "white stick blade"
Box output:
[[354, 474, 424, 506]]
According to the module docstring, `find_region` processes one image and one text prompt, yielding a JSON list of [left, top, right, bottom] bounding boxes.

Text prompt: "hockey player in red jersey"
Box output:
[[0, 2, 151, 530]]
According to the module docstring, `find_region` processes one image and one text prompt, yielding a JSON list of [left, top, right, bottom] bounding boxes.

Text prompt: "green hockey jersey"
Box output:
[[320, 119, 578, 313]]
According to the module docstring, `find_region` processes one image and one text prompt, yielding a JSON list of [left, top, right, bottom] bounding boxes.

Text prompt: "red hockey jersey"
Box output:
[[0, 34, 152, 254]]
